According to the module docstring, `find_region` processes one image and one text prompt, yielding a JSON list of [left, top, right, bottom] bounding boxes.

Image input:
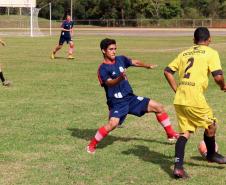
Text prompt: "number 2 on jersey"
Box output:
[[184, 57, 194, 79]]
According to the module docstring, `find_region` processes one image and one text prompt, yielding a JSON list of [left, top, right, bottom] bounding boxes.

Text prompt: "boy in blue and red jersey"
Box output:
[[87, 38, 179, 154], [51, 15, 74, 60]]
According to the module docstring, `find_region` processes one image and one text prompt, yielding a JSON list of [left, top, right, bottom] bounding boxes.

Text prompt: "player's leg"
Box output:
[[173, 105, 191, 179], [51, 44, 62, 59], [204, 122, 226, 163], [146, 99, 178, 141], [87, 117, 120, 154], [174, 131, 190, 179], [51, 36, 64, 59], [186, 106, 226, 164], [87, 104, 128, 154], [67, 41, 74, 59], [0, 65, 10, 86]]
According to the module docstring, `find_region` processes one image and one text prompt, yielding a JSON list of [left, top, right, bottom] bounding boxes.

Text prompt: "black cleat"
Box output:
[[207, 152, 226, 164], [173, 167, 189, 179]]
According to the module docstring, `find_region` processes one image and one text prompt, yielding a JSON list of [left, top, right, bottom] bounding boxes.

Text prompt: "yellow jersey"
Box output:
[[167, 45, 222, 108]]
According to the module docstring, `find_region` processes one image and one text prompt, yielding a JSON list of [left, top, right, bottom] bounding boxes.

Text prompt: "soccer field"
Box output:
[[0, 34, 226, 185]]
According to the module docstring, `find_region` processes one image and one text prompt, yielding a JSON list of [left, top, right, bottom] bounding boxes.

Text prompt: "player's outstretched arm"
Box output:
[[164, 69, 177, 93], [131, 59, 157, 69], [105, 73, 126, 87], [213, 74, 226, 92], [0, 39, 6, 46]]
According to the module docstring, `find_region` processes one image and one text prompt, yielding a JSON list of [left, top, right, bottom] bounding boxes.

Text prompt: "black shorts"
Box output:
[[59, 36, 72, 45], [108, 94, 150, 125]]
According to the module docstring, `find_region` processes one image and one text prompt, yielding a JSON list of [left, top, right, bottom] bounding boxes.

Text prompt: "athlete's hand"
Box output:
[[146, 64, 158, 69], [221, 84, 226, 92], [120, 71, 127, 79]]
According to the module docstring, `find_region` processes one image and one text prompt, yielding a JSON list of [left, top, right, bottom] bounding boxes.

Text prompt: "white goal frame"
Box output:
[[0, 0, 37, 36]]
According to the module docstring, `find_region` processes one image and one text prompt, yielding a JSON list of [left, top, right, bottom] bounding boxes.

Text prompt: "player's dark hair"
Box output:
[[63, 9, 70, 20], [194, 27, 210, 44], [100, 38, 116, 50]]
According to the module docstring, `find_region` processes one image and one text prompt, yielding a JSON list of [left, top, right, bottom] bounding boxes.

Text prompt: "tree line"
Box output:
[[37, 0, 226, 20]]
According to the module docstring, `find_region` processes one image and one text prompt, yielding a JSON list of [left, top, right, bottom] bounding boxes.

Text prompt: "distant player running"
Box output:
[[0, 39, 11, 86], [87, 38, 179, 154], [164, 27, 226, 179], [51, 15, 74, 60]]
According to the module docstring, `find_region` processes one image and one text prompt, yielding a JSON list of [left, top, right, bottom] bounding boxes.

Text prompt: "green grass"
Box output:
[[0, 34, 226, 185]]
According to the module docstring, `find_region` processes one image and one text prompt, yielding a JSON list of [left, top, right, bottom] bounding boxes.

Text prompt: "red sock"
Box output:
[[156, 112, 175, 135], [89, 127, 109, 146]]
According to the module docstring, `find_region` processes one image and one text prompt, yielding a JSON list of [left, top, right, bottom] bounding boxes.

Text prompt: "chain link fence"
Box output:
[[1, 17, 226, 36]]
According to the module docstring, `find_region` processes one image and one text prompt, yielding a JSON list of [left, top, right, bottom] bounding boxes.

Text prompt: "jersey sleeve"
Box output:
[[166, 54, 181, 73], [121, 56, 133, 68], [208, 51, 223, 76], [97, 65, 110, 86], [61, 21, 66, 28]]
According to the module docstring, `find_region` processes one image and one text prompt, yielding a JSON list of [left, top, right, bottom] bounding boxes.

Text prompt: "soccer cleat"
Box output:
[[207, 152, 226, 164], [2, 80, 11, 87], [167, 132, 179, 142], [87, 144, 96, 154], [67, 55, 74, 60], [50, 52, 55, 59], [173, 167, 189, 179]]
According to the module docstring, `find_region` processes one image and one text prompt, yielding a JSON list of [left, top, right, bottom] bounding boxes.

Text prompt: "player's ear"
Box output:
[[101, 49, 106, 54], [208, 37, 211, 43]]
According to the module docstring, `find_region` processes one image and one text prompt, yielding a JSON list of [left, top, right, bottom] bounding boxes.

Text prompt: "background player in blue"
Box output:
[[51, 15, 74, 60], [87, 38, 179, 154]]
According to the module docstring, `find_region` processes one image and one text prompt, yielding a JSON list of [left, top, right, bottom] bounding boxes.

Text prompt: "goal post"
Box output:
[[0, 0, 51, 37]]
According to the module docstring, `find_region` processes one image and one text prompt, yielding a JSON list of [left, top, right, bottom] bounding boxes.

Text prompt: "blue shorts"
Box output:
[[59, 36, 72, 45], [108, 94, 150, 124]]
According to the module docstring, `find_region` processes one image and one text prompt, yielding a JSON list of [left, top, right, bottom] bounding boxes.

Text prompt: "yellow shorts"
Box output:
[[174, 105, 217, 133]]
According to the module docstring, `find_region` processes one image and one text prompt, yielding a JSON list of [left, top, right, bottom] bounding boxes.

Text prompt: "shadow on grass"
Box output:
[[122, 145, 225, 178], [53, 56, 67, 59], [122, 145, 174, 178], [191, 156, 206, 161], [67, 128, 173, 149], [190, 156, 225, 169]]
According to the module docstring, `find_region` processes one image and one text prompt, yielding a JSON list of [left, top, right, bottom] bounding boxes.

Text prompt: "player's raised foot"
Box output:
[[167, 132, 179, 142], [50, 52, 55, 59], [87, 144, 96, 154], [207, 152, 226, 164], [2, 80, 11, 87], [173, 167, 189, 179], [67, 55, 74, 60]]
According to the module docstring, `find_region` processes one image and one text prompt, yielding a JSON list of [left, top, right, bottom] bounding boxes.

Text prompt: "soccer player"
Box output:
[[87, 38, 179, 154], [51, 15, 74, 60], [0, 39, 10, 86], [164, 27, 226, 179]]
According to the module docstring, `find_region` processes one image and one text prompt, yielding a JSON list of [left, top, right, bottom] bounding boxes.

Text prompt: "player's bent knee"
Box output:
[[69, 42, 74, 48], [158, 104, 165, 113], [180, 131, 190, 139], [108, 118, 120, 130], [148, 100, 165, 113], [147, 100, 162, 113], [205, 123, 217, 137]]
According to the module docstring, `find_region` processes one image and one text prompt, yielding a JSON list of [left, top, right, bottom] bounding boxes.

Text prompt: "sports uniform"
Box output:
[[165, 27, 226, 179], [51, 15, 75, 60], [87, 38, 178, 154], [98, 55, 150, 124], [59, 20, 74, 45], [165, 45, 222, 132]]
